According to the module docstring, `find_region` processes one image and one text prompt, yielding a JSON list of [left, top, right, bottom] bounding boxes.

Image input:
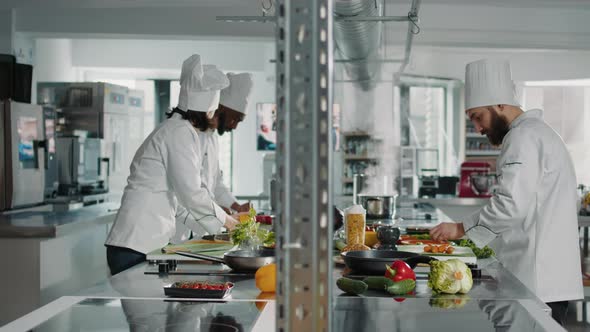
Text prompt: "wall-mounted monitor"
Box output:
[[256, 103, 277, 151]]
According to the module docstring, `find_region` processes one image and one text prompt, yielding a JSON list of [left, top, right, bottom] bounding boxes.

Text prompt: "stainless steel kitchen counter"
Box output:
[[76, 261, 265, 301], [3, 205, 561, 331], [0, 202, 120, 325], [335, 258, 548, 308], [6, 257, 561, 332], [76, 256, 548, 306], [0, 202, 119, 238]]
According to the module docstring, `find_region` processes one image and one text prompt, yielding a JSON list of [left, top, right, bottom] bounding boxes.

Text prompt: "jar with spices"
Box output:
[[341, 205, 370, 252]]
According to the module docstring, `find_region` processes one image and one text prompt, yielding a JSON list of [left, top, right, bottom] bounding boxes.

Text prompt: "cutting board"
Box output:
[[146, 240, 234, 261], [397, 245, 477, 264]]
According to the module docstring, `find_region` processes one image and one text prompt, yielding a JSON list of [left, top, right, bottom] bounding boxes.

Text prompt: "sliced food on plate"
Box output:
[[424, 244, 455, 254], [398, 234, 449, 245]]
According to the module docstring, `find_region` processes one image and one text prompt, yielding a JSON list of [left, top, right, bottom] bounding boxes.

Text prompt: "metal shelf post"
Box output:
[[275, 0, 334, 331]]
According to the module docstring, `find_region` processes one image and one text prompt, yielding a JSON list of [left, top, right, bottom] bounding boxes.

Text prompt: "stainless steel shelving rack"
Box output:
[[217, 1, 421, 330], [274, 1, 334, 331]]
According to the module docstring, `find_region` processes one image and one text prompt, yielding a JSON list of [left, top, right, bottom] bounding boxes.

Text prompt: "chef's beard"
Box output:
[[485, 107, 510, 146], [217, 112, 228, 135]]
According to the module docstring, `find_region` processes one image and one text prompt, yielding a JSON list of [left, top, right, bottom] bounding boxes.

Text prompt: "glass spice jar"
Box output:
[[344, 204, 366, 245]]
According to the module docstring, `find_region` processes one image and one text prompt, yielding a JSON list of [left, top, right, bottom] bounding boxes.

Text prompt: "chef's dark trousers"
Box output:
[[547, 301, 569, 326], [106, 245, 146, 275]]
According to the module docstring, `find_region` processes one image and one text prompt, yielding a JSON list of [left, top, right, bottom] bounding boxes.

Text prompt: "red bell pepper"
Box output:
[[385, 260, 416, 282]]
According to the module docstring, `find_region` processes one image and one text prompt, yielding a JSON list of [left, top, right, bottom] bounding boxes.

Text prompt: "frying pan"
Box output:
[[176, 249, 275, 272], [342, 250, 437, 275]]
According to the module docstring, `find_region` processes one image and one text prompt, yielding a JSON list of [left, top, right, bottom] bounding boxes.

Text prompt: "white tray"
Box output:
[[397, 245, 477, 264]]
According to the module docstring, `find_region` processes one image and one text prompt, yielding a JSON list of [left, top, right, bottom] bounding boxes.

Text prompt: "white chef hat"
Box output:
[[177, 54, 229, 113], [219, 73, 254, 114], [464, 59, 520, 111]]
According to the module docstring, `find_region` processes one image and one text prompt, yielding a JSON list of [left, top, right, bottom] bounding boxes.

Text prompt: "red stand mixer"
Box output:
[[458, 161, 497, 198]]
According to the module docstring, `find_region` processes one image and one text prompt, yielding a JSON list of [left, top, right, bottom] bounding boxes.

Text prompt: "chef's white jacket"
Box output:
[[105, 113, 228, 254], [463, 109, 583, 303], [171, 130, 237, 243]]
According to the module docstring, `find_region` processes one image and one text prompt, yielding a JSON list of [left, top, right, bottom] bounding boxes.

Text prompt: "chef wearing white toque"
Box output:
[[430, 59, 583, 325], [105, 54, 243, 275], [172, 72, 255, 243]]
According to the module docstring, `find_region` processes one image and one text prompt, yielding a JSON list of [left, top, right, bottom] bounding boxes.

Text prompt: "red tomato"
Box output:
[[394, 298, 406, 302]]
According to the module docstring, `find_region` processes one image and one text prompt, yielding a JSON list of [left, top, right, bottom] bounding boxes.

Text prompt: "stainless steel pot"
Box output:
[[357, 194, 397, 219]]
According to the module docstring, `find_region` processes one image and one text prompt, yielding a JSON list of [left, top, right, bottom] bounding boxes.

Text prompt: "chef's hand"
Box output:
[[231, 201, 252, 213], [224, 215, 240, 231], [430, 222, 465, 241]]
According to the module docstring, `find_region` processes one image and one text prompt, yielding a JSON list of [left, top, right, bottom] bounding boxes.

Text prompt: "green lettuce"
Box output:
[[231, 208, 275, 248]]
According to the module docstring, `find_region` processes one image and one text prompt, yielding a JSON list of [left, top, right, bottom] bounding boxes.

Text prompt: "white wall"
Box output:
[[71, 39, 269, 72], [0, 10, 13, 54], [232, 70, 275, 195], [34, 39, 77, 81], [404, 47, 590, 82]]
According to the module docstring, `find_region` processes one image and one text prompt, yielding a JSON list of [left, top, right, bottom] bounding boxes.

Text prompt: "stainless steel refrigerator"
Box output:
[[0, 100, 46, 210], [55, 136, 109, 196]]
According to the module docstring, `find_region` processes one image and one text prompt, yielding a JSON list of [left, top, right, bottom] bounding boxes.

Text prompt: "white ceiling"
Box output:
[[6, 0, 590, 50], [3, 0, 590, 9]]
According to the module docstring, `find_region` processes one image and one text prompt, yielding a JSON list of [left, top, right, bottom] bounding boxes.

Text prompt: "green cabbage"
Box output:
[[427, 259, 473, 294]]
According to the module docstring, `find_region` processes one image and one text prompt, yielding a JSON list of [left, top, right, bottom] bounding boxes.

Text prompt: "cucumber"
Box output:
[[386, 279, 416, 295], [363, 276, 395, 291], [334, 239, 347, 251], [337, 277, 368, 295]]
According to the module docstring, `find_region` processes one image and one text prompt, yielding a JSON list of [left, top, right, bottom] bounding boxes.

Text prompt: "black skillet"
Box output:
[[341, 250, 437, 275]]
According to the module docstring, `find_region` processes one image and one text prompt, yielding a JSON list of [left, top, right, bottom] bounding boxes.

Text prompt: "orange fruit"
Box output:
[[364, 231, 378, 247], [255, 263, 276, 292], [255, 291, 275, 311]]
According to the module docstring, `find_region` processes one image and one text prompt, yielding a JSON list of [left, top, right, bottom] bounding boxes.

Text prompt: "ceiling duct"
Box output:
[[334, 0, 383, 91]]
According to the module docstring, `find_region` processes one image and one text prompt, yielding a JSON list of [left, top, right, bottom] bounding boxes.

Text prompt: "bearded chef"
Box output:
[[104, 54, 241, 275], [172, 72, 255, 242], [430, 59, 583, 325]]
